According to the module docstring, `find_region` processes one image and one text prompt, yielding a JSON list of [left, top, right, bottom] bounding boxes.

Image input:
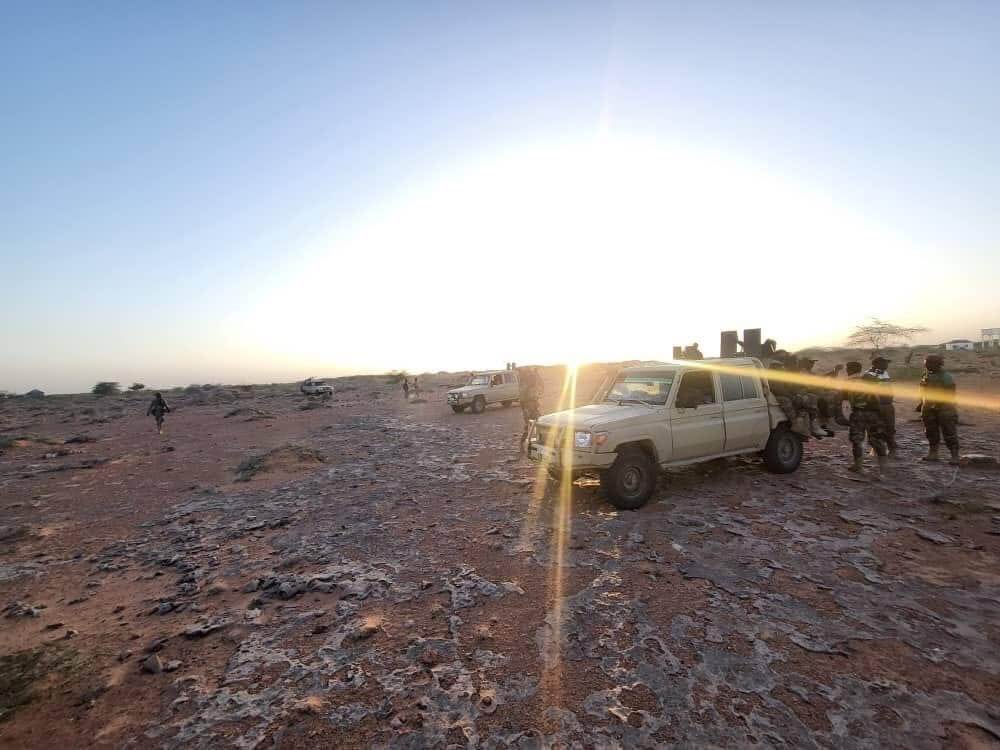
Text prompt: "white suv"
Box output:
[[300, 378, 334, 396]]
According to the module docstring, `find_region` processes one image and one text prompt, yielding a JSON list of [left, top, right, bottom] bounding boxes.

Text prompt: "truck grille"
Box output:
[[534, 425, 564, 447]]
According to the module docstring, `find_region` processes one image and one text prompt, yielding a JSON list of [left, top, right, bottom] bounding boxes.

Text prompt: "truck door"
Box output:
[[720, 369, 770, 450], [669, 370, 725, 460]]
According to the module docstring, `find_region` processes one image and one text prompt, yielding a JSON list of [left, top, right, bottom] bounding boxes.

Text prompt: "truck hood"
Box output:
[[447, 385, 486, 396], [537, 402, 658, 431]]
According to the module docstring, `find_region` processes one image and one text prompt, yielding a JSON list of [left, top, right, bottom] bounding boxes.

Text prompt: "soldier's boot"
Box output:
[[809, 417, 826, 439], [877, 455, 890, 474], [948, 447, 961, 466], [921, 446, 940, 462], [847, 457, 864, 473]]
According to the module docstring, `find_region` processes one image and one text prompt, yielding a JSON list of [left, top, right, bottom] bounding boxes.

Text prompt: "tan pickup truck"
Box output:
[[527, 358, 801, 509], [446, 370, 520, 414]]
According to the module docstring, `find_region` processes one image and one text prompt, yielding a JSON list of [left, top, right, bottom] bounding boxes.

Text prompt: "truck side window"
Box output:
[[676, 371, 716, 406], [721, 374, 743, 401]]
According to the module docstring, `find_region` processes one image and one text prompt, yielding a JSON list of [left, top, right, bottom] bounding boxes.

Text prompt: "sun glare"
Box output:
[[239, 135, 930, 373]]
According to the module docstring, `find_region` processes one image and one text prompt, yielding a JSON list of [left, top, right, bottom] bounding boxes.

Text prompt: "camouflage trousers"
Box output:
[[849, 409, 887, 458], [520, 398, 540, 443], [923, 407, 959, 450], [879, 403, 897, 452], [776, 393, 817, 421]]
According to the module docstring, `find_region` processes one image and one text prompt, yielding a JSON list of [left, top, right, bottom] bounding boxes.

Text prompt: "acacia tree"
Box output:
[[846, 318, 928, 354]]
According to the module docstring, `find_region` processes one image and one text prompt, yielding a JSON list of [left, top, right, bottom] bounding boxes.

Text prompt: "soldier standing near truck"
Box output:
[[917, 354, 960, 464], [869, 356, 897, 457], [836, 361, 887, 473], [517, 367, 543, 453]]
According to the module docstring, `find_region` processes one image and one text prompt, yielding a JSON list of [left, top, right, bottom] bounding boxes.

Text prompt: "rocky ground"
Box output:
[[1, 363, 999, 748]]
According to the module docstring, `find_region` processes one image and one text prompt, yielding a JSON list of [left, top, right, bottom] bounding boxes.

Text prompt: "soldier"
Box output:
[[402, 378, 410, 400], [793, 357, 829, 438], [684, 343, 704, 360], [147, 392, 171, 435], [916, 354, 959, 464], [817, 364, 844, 433], [517, 366, 543, 452], [836, 361, 887, 473], [868, 356, 897, 457]]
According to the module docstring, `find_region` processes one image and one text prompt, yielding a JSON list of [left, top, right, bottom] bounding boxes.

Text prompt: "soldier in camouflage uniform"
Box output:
[[817, 364, 844, 433], [794, 357, 830, 438], [518, 367, 543, 453], [836, 361, 887, 473], [917, 354, 959, 464], [147, 392, 171, 435], [868, 356, 897, 457]]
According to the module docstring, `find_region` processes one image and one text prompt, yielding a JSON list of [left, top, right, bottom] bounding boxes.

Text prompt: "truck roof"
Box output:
[[622, 357, 763, 374]]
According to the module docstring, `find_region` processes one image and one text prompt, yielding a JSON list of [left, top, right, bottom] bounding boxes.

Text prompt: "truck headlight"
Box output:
[[574, 431, 592, 449]]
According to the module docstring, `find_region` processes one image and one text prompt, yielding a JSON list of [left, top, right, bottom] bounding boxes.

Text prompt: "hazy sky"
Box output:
[[3, 2, 998, 393]]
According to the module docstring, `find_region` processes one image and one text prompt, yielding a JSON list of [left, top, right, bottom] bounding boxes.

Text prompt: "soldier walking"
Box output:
[[917, 354, 960, 464], [402, 378, 410, 400], [147, 392, 171, 435], [517, 367, 543, 453], [836, 361, 888, 473], [868, 356, 897, 457]]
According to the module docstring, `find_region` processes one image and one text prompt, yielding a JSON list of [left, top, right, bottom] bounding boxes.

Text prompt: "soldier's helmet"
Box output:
[[925, 354, 944, 370]]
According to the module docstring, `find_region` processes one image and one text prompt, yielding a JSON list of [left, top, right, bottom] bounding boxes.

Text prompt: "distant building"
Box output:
[[943, 339, 975, 351], [973, 328, 1000, 351]]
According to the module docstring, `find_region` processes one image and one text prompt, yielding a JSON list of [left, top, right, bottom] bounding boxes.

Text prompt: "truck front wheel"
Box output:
[[764, 427, 803, 473], [471, 396, 486, 414], [600, 447, 657, 510], [451, 405, 467, 413]]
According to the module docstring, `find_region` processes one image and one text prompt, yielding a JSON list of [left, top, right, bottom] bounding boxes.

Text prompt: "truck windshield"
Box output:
[[468, 375, 491, 386], [604, 372, 675, 406]]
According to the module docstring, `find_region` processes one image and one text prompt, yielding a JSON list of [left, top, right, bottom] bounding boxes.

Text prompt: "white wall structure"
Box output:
[[944, 339, 975, 351], [983, 328, 1000, 342]]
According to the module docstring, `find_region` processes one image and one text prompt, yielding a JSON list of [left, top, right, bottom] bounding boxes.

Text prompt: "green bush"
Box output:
[[91, 382, 121, 397], [129, 382, 145, 391]]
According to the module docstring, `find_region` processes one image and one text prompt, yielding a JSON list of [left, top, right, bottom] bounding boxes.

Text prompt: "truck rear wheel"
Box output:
[[451, 405, 467, 413], [471, 396, 486, 414], [600, 447, 657, 510], [764, 427, 802, 473]]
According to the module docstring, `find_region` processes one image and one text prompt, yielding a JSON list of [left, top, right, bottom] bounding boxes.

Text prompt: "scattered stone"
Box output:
[[145, 636, 169, 653], [61, 629, 78, 640], [204, 581, 229, 596], [916, 529, 955, 545], [44, 622, 65, 630], [163, 660, 182, 673], [4, 601, 45, 618], [961, 454, 997, 467], [141, 654, 163, 674], [184, 616, 231, 638], [117, 650, 133, 662]]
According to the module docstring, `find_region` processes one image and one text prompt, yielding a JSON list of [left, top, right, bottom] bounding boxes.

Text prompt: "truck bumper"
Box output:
[[527, 442, 617, 471]]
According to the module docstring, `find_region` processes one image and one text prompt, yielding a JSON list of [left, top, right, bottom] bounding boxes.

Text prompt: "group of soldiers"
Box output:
[[765, 343, 960, 471]]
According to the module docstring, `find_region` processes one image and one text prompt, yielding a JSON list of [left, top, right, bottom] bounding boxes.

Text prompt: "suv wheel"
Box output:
[[471, 396, 486, 414], [600, 447, 657, 510], [451, 405, 467, 414], [764, 427, 803, 473]]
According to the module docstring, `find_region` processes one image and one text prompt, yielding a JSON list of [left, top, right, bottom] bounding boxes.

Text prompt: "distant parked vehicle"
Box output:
[[447, 370, 519, 414], [300, 378, 334, 395]]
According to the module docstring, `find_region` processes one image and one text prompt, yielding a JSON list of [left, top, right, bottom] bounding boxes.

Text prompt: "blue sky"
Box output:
[[3, 1, 998, 393]]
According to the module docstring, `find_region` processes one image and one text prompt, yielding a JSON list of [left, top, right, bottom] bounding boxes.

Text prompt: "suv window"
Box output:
[[675, 371, 716, 407]]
